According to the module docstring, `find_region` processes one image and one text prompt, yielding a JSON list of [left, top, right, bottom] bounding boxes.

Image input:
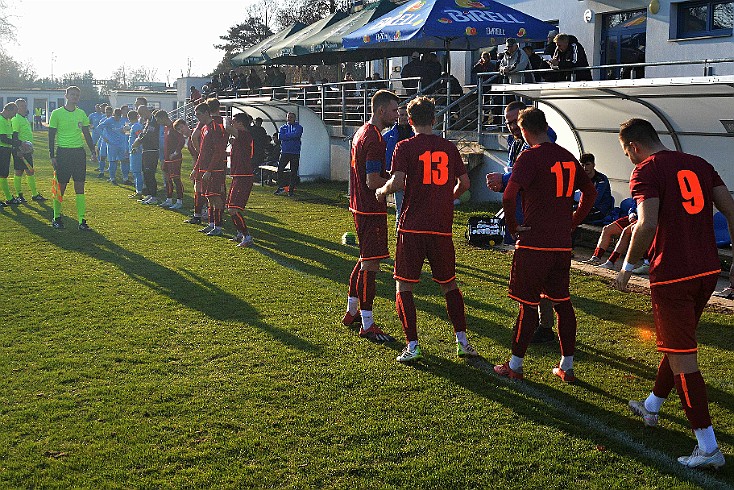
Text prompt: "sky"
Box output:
[[3, 0, 259, 83]]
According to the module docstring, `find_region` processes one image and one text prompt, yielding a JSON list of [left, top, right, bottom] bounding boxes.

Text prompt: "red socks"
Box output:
[[653, 355, 675, 399], [445, 288, 467, 333], [396, 291, 418, 342], [593, 247, 605, 258], [511, 303, 539, 358], [357, 270, 376, 311], [553, 300, 576, 357], [675, 371, 712, 430], [348, 262, 360, 298]]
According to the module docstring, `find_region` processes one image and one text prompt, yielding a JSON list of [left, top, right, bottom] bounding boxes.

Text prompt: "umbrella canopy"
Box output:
[[343, 0, 556, 51], [231, 23, 307, 66], [262, 12, 350, 62], [277, 0, 410, 64]]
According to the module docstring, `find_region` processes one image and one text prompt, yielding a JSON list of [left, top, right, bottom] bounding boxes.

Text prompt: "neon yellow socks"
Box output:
[[13, 175, 22, 195], [75, 194, 86, 223], [53, 198, 62, 219], [0, 178, 11, 200], [27, 175, 37, 196]]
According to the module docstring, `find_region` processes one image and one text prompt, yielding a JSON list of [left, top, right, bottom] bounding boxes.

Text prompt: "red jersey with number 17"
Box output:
[[630, 150, 724, 286], [350, 123, 388, 215], [508, 142, 593, 250], [392, 133, 466, 235]]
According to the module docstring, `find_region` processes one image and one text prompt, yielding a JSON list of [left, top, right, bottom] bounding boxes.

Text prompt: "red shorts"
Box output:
[[650, 274, 718, 354], [162, 159, 182, 178], [394, 231, 456, 284], [508, 247, 571, 305], [353, 213, 389, 261], [612, 215, 637, 231], [203, 171, 226, 197], [226, 176, 253, 210]]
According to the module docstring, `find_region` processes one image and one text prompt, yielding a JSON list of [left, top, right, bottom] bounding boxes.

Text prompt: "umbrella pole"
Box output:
[[444, 43, 450, 137]]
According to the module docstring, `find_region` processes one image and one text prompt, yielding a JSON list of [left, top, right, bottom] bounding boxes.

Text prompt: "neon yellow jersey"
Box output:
[[12, 113, 33, 141], [49, 106, 89, 148], [0, 115, 13, 148]]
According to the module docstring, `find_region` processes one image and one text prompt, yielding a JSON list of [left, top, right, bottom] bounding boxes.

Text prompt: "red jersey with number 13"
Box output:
[[630, 150, 724, 286], [508, 142, 592, 250], [350, 123, 388, 215], [392, 133, 466, 235]]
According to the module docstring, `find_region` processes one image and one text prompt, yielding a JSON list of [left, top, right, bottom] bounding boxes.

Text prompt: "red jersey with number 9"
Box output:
[[508, 142, 591, 250], [630, 150, 724, 285], [392, 133, 466, 235]]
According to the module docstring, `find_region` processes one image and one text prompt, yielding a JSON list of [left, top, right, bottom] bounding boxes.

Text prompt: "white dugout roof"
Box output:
[[492, 76, 734, 204]]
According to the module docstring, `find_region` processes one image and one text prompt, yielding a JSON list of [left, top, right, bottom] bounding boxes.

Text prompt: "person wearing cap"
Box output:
[[400, 52, 423, 96], [544, 30, 558, 56], [499, 38, 530, 84]]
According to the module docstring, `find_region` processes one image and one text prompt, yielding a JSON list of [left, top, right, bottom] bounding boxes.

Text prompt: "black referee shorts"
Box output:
[[13, 151, 34, 171], [56, 147, 87, 184], [0, 147, 11, 178]]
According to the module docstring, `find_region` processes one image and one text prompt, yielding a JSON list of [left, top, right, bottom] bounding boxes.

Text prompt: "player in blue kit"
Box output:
[[97, 105, 112, 178], [127, 110, 144, 199], [98, 108, 128, 185]]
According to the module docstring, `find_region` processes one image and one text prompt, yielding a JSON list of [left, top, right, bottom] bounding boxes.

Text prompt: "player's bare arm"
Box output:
[[375, 170, 405, 202], [614, 198, 659, 291], [365, 171, 387, 191], [82, 126, 97, 160], [454, 174, 470, 200], [712, 185, 734, 285]]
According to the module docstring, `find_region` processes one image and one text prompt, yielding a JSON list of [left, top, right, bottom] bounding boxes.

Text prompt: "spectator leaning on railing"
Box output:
[[499, 38, 530, 84], [549, 33, 592, 81]]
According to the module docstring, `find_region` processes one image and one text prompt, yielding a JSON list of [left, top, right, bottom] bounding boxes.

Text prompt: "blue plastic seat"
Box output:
[[619, 197, 635, 217], [714, 211, 731, 248]]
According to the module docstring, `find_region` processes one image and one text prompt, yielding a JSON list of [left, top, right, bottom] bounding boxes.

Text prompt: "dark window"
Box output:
[[604, 9, 646, 29], [677, 1, 733, 38]]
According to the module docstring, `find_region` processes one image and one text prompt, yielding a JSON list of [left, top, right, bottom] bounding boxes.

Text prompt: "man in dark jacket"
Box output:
[[578, 153, 614, 224], [401, 52, 423, 95], [550, 34, 592, 81]]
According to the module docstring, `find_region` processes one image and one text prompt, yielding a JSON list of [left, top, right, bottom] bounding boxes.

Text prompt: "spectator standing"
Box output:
[[34, 106, 43, 130], [578, 153, 614, 224], [522, 45, 543, 83], [401, 52, 423, 95], [247, 68, 263, 92], [499, 38, 530, 83], [250, 117, 269, 168], [494, 107, 596, 382], [342, 90, 399, 342], [383, 105, 413, 220], [544, 30, 558, 57], [190, 86, 201, 104], [11, 98, 45, 202], [615, 118, 734, 469], [422, 53, 443, 93], [47, 86, 98, 230], [550, 33, 592, 81], [274, 112, 303, 197], [471, 50, 498, 84], [375, 96, 477, 362]]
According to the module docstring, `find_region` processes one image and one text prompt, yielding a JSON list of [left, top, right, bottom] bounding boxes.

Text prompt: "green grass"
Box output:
[[0, 132, 732, 488]]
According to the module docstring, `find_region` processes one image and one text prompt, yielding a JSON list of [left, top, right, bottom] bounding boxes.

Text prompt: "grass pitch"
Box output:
[[0, 132, 732, 488]]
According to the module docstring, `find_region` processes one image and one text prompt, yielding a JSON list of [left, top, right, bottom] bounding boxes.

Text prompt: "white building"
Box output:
[[108, 90, 179, 112], [0, 88, 69, 122]]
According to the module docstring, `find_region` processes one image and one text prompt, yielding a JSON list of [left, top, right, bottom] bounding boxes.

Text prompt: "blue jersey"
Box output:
[[89, 112, 105, 141], [129, 121, 143, 152], [99, 117, 127, 150]]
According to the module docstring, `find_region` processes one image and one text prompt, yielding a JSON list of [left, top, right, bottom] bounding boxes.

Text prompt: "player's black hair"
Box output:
[[580, 153, 595, 164]]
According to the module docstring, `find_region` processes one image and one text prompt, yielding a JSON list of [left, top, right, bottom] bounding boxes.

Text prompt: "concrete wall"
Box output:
[[109, 91, 179, 112], [0, 89, 67, 121]]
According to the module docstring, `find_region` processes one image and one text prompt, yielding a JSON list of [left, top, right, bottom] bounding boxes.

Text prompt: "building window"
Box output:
[[677, 1, 733, 38]]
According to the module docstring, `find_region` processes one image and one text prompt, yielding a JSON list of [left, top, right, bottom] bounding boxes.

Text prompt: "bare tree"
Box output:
[[0, 0, 16, 42]]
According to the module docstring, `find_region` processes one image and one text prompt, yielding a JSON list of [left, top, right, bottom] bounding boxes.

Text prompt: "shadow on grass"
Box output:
[[398, 353, 734, 487], [5, 209, 318, 353]]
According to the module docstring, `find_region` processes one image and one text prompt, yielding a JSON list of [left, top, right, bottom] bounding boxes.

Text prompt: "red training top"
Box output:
[[164, 125, 185, 164], [196, 119, 227, 173], [505, 142, 596, 250], [630, 149, 724, 286], [392, 133, 466, 236], [230, 129, 254, 177], [349, 123, 387, 215]]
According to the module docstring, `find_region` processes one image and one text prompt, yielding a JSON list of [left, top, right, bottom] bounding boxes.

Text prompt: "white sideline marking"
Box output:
[[469, 359, 732, 489]]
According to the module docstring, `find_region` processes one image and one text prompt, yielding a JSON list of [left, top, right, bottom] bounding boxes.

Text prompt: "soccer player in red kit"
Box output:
[[342, 90, 399, 342], [193, 103, 228, 236], [494, 107, 596, 382], [227, 112, 255, 247], [375, 97, 477, 362], [615, 118, 733, 469], [155, 111, 186, 210]]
